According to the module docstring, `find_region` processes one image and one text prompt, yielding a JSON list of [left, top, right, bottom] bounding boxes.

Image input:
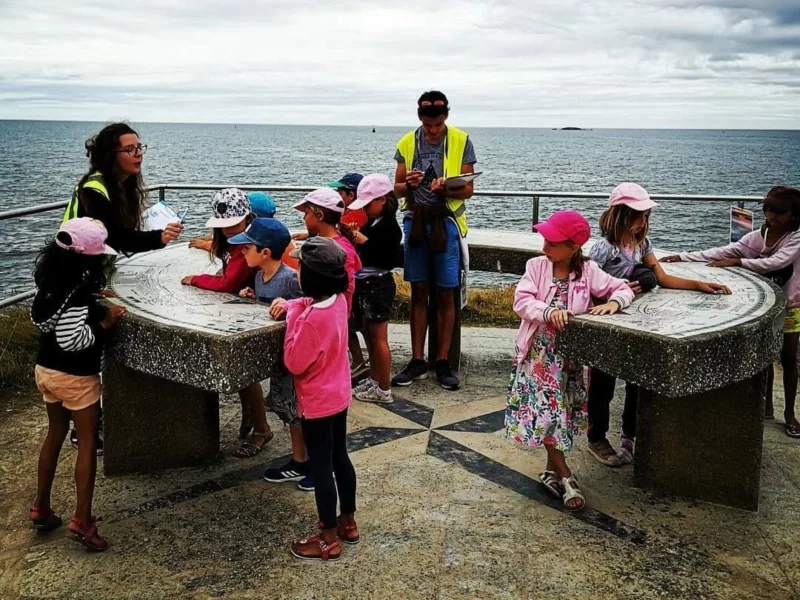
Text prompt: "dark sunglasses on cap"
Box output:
[[419, 100, 447, 107]]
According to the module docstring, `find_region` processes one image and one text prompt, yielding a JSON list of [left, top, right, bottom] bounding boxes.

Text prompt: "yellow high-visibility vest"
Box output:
[[61, 172, 109, 224], [396, 125, 470, 237]]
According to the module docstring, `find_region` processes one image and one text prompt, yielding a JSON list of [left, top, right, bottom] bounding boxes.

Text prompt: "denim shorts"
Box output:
[[402, 217, 460, 288], [354, 272, 396, 324]]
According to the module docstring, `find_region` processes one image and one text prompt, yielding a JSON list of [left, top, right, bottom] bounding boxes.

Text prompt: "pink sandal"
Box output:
[[68, 516, 108, 552], [29, 506, 62, 532]]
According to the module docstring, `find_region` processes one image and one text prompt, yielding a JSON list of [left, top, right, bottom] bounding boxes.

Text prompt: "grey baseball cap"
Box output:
[[289, 237, 346, 276]]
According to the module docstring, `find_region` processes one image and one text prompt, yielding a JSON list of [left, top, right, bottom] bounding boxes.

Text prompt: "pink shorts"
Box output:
[[35, 365, 101, 412]]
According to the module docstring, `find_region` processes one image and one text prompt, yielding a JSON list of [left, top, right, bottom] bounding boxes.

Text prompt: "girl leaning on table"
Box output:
[[506, 210, 634, 512]]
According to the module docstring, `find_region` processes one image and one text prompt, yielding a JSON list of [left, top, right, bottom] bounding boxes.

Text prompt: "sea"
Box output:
[[1, 120, 799, 298]]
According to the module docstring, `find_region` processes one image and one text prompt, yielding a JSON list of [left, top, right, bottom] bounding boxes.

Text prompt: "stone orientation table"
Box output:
[[103, 244, 286, 475], [104, 230, 783, 512], [467, 229, 784, 510]]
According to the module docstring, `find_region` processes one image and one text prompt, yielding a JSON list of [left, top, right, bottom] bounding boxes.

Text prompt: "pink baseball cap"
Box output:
[[534, 210, 591, 246], [349, 174, 393, 210], [293, 188, 346, 214], [56, 218, 117, 256], [609, 182, 658, 211]]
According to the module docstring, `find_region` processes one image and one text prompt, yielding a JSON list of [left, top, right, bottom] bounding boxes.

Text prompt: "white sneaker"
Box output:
[[354, 383, 393, 404], [353, 378, 377, 395]]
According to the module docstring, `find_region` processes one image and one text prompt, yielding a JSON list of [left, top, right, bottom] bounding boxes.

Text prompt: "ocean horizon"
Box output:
[[1, 120, 799, 297]]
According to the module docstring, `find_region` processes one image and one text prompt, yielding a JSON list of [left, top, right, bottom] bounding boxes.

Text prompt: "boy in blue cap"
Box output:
[[233, 218, 300, 302], [227, 219, 304, 463]]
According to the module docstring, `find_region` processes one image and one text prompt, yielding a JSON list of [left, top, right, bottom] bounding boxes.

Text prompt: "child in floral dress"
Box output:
[[506, 210, 634, 511]]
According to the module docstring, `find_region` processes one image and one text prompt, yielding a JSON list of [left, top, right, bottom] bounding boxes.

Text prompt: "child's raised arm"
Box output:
[[735, 231, 800, 275], [643, 254, 731, 295]]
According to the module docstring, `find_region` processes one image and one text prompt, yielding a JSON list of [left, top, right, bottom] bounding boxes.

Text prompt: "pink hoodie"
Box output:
[[283, 294, 351, 419], [679, 229, 800, 308], [513, 256, 635, 363]]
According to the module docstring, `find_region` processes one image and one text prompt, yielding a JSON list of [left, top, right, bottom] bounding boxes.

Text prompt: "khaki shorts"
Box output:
[[35, 365, 101, 412], [785, 308, 800, 334]]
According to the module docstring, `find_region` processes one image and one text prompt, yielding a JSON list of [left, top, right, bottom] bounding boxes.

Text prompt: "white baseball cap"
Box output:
[[349, 174, 393, 210]]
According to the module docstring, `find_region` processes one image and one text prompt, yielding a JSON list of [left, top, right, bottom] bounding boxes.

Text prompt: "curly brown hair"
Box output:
[[79, 123, 148, 231]]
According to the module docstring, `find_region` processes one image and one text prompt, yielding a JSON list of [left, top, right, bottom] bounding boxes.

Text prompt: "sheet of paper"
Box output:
[[141, 201, 181, 231]]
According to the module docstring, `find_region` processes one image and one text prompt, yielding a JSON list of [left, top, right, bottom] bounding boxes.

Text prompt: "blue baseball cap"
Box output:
[[247, 192, 277, 218], [228, 218, 291, 257], [327, 173, 364, 192]]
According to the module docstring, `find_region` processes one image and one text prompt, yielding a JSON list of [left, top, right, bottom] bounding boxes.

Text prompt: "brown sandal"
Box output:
[[234, 431, 274, 458]]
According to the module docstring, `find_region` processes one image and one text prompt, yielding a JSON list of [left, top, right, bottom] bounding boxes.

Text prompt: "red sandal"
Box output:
[[290, 533, 342, 561], [336, 518, 360, 545], [68, 516, 108, 552], [29, 506, 63, 532]]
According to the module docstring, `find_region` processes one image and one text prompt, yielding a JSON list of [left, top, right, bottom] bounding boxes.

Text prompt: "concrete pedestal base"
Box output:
[[634, 369, 767, 511], [103, 361, 220, 475]]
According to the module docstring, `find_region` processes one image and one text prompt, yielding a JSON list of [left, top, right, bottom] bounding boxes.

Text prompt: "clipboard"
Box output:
[[444, 171, 482, 190]]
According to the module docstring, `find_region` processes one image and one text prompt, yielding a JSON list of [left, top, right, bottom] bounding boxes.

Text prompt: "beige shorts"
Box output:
[[34, 365, 101, 412]]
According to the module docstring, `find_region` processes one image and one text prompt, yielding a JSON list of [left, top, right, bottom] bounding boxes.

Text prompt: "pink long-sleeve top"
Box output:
[[333, 235, 362, 315], [513, 256, 635, 363], [283, 294, 351, 419], [678, 228, 800, 308]]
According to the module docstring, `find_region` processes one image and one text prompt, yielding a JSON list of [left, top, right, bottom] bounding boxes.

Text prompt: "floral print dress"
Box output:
[[505, 278, 588, 452]]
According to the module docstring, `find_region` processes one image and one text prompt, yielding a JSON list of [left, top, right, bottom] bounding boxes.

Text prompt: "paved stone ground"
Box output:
[[1, 326, 799, 600]]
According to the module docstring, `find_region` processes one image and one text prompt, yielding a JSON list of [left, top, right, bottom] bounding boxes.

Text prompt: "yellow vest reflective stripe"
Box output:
[[396, 125, 470, 237], [61, 172, 110, 224]]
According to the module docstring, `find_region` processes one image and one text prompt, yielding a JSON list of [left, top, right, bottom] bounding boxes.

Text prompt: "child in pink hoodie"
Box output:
[[506, 210, 634, 513], [663, 186, 800, 438], [272, 237, 358, 562]]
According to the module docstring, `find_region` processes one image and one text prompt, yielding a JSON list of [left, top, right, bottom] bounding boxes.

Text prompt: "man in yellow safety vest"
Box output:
[[392, 91, 477, 391]]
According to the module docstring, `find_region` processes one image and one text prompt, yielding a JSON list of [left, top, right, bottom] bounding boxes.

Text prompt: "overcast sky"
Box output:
[[1, 0, 799, 128]]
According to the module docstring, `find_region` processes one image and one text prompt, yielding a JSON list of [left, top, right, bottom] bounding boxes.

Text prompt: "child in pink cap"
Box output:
[[29, 218, 125, 551], [506, 210, 634, 512], [587, 183, 730, 467]]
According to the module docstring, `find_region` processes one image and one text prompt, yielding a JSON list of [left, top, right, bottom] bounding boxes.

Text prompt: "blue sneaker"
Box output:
[[297, 474, 315, 492], [263, 459, 308, 483], [391, 358, 428, 387]]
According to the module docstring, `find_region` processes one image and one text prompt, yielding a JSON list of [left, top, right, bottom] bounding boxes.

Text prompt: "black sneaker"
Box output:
[[435, 360, 460, 391], [391, 359, 428, 387], [263, 459, 309, 483]]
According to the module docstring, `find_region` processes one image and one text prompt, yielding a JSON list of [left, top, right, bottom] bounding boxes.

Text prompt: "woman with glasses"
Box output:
[[60, 122, 183, 454], [62, 122, 183, 253]]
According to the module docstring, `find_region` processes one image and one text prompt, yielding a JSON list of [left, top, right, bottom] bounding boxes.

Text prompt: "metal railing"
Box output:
[[0, 183, 764, 309]]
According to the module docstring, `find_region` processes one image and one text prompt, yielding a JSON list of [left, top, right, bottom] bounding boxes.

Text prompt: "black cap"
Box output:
[[289, 237, 346, 276]]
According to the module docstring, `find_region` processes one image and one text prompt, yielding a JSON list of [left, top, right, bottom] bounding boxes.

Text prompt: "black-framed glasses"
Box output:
[[116, 143, 147, 156]]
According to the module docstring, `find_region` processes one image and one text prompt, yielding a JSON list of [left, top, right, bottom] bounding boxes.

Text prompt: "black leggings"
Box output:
[[587, 368, 638, 444], [301, 408, 357, 530]]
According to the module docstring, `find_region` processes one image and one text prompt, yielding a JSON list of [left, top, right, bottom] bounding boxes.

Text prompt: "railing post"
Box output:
[[158, 187, 166, 203], [737, 200, 745, 209], [531, 195, 540, 227]]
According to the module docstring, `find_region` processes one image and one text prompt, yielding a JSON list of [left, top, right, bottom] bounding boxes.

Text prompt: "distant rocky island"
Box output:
[[561, 126, 583, 130]]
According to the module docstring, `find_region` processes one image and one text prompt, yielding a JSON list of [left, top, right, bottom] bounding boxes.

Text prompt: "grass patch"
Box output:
[[0, 305, 38, 395], [392, 275, 518, 328]]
